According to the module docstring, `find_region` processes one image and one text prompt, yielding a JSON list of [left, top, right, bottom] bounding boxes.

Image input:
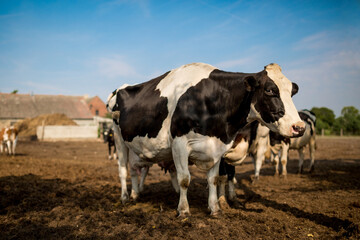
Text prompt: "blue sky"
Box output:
[[1, 0, 359, 117]]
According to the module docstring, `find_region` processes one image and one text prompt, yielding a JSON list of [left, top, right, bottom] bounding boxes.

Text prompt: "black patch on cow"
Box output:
[[299, 111, 316, 135], [269, 131, 288, 146], [253, 71, 285, 124], [170, 69, 255, 144], [112, 71, 170, 142], [231, 121, 259, 150], [219, 158, 235, 181]]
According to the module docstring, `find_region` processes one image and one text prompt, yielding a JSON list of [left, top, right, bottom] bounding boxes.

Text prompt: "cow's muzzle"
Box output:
[[291, 121, 305, 137]]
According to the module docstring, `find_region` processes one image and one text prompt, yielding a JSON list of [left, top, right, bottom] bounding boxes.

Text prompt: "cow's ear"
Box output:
[[291, 82, 299, 97], [244, 76, 259, 92]]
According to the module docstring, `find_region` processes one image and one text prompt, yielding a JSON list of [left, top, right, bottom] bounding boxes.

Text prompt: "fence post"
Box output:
[[321, 129, 324, 136], [41, 120, 45, 140], [340, 128, 343, 137]]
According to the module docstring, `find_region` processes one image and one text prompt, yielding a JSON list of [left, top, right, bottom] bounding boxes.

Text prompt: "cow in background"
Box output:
[[0, 126, 18, 155], [103, 128, 117, 160], [269, 110, 316, 176], [219, 122, 270, 201]]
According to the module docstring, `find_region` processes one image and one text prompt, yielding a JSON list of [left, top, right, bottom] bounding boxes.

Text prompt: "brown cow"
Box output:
[[0, 126, 18, 155]]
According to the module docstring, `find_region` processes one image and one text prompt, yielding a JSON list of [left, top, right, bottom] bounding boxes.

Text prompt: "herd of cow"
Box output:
[[105, 62, 317, 216]]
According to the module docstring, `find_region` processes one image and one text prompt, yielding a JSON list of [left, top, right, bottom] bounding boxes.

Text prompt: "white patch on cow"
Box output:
[[184, 131, 234, 171], [222, 138, 249, 165]]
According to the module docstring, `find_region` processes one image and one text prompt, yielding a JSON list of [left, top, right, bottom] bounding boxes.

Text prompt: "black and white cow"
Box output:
[[103, 128, 117, 160], [107, 62, 305, 216], [268, 110, 316, 176]]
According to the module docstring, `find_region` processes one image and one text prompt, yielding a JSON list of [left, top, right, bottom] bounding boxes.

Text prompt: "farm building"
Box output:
[[0, 93, 109, 129]]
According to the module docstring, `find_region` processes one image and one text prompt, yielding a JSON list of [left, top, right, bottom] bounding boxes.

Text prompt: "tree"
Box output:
[[338, 106, 360, 135], [310, 107, 336, 134]]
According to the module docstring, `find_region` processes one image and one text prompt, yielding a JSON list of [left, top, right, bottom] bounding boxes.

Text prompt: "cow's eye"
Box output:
[[265, 88, 275, 96]]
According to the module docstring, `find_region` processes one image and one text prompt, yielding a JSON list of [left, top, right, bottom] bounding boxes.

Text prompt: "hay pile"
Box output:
[[15, 113, 77, 138]]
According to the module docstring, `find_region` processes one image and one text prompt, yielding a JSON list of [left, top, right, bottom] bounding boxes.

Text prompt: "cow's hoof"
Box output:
[[309, 166, 315, 173], [280, 174, 288, 180], [177, 210, 191, 218], [210, 209, 222, 217], [130, 191, 139, 201], [121, 193, 130, 204], [252, 176, 259, 184], [218, 196, 230, 210]]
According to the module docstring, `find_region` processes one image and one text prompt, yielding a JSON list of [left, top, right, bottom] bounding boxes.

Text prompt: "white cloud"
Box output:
[[286, 34, 360, 116], [97, 56, 139, 79]]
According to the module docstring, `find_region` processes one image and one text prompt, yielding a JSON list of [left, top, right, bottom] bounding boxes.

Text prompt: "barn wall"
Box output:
[[37, 125, 98, 140]]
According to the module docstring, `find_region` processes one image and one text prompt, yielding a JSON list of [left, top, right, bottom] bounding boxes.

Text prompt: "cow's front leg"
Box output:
[[207, 160, 221, 215], [253, 135, 268, 182], [273, 153, 280, 176], [280, 143, 289, 178], [6, 141, 12, 155], [172, 138, 191, 217]]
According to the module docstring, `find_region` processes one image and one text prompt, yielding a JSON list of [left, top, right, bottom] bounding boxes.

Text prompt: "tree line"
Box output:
[[310, 106, 360, 136]]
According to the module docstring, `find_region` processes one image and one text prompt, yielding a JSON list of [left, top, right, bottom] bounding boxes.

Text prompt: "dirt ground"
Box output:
[[1, 137, 360, 239]]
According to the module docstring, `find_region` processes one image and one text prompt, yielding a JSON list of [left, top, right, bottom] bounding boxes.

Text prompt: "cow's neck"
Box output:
[[226, 82, 254, 139], [209, 70, 255, 141]]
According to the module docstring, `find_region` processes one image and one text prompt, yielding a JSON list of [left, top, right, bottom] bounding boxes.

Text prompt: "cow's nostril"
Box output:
[[292, 124, 305, 137]]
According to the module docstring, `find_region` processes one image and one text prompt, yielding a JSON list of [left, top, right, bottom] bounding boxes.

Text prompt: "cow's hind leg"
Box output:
[[12, 138, 17, 155], [309, 137, 316, 173], [172, 138, 191, 217], [273, 153, 280, 176], [139, 165, 150, 193], [170, 171, 180, 193], [113, 126, 130, 203], [297, 147, 305, 174], [108, 144, 112, 160]]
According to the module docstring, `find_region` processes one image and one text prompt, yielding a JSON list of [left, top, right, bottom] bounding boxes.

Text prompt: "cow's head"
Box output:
[[245, 63, 305, 138]]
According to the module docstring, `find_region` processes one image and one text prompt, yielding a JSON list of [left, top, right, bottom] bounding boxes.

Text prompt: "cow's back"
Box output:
[[109, 63, 217, 160]]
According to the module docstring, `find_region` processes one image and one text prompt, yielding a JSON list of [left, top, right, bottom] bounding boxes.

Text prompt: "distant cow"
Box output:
[[107, 62, 305, 216], [269, 110, 316, 176], [219, 122, 270, 200], [103, 128, 117, 160], [0, 126, 18, 155]]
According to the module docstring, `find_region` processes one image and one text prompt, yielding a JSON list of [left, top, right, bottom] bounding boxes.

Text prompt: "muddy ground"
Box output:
[[1, 137, 360, 239]]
